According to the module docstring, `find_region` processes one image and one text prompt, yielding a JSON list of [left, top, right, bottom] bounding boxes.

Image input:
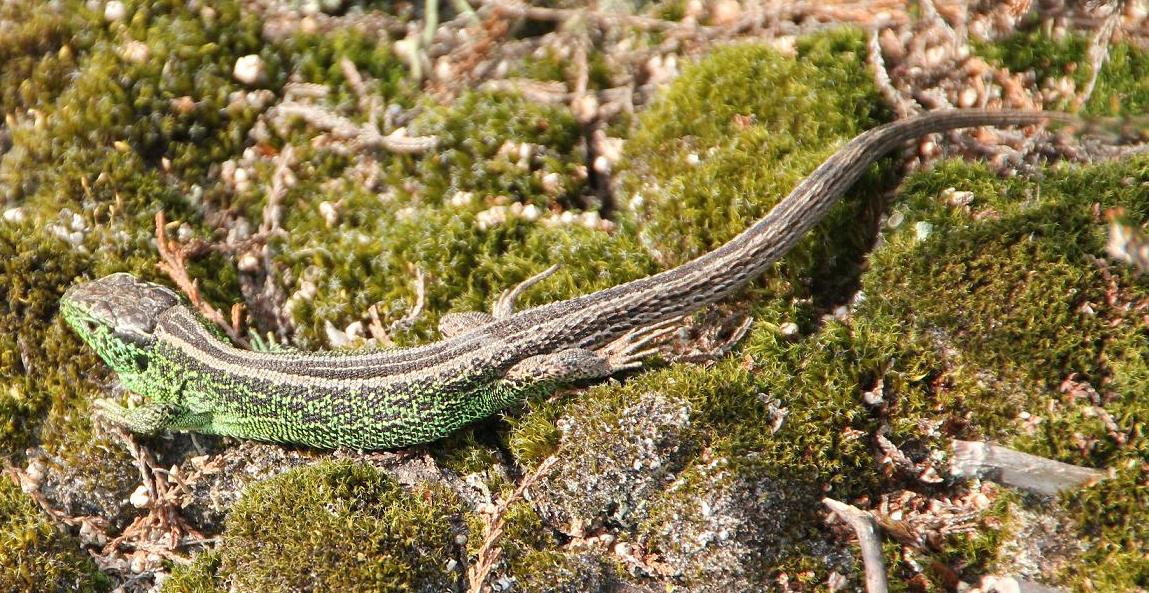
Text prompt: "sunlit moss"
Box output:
[[0, 477, 109, 593], [219, 461, 466, 592]]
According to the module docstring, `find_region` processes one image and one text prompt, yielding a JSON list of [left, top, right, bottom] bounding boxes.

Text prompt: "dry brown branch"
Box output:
[[824, 498, 889, 593], [274, 103, 439, 153], [100, 428, 205, 561], [467, 455, 559, 593], [154, 211, 248, 346], [868, 28, 917, 119], [388, 268, 427, 334], [949, 440, 1108, 496], [489, 0, 698, 32], [1079, 3, 1121, 108]]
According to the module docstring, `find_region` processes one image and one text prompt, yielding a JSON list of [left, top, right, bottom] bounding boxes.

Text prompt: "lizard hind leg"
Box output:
[[438, 311, 496, 339], [438, 264, 561, 339], [504, 348, 615, 385], [493, 264, 560, 318], [596, 315, 685, 370]]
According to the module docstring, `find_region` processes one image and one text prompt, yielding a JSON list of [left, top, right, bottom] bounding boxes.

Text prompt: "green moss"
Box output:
[[0, 0, 96, 114], [276, 89, 655, 347], [0, 477, 109, 593], [619, 30, 891, 304], [860, 152, 1149, 588], [497, 502, 620, 592], [276, 30, 409, 105], [1064, 460, 1149, 591], [863, 155, 1149, 464], [219, 461, 466, 592], [0, 224, 93, 457], [161, 551, 224, 593]]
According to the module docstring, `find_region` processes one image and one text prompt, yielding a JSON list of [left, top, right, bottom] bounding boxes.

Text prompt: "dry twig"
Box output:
[[154, 211, 248, 346], [949, 440, 1108, 496], [467, 455, 559, 593], [824, 498, 889, 593]]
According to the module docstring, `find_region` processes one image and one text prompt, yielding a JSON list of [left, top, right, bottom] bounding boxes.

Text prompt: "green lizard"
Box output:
[[61, 109, 1073, 449]]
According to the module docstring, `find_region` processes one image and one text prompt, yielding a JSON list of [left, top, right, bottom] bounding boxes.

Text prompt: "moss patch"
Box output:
[[618, 31, 892, 302], [0, 477, 108, 593], [218, 461, 466, 592], [160, 551, 224, 593]]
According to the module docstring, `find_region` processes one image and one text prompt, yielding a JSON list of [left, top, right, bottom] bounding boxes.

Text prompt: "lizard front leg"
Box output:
[[93, 399, 186, 435]]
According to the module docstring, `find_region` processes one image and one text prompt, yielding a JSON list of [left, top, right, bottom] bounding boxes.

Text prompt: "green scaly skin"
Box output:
[[61, 109, 1075, 449]]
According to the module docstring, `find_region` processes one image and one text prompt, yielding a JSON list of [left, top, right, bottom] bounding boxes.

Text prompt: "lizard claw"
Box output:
[[597, 316, 684, 371]]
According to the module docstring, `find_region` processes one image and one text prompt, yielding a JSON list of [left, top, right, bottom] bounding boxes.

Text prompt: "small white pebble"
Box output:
[[958, 87, 979, 108], [541, 172, 562, 194], [325, 320, 350, 348], [942, 187, 975, 207], [129, 484, 151, 508], [710, 0, 741, 25], [236, 252, 260, 272], [778, 321, 799, 336], [79, 520, 106, 546], [914, 221, 933, 241], [521, 203, 541, 222], [516, 142, 535, 165], [580, 211, 601, 229], [104, 0, 126, 21], [449, 191, 474, 208], [120, 41, 149, 64], [233, 54, 267, 86], [573, 94, 599, 124], [2, 207, 26, 224], [593, 155, 611, 175], [345, 320, 365, 341], [434, 59, 454, 82], [318, 201, 339, 227], [685, 153, 700, 166]]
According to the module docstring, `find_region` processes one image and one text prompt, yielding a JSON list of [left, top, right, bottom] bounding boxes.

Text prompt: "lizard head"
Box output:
[[61, 273, 181, 384]]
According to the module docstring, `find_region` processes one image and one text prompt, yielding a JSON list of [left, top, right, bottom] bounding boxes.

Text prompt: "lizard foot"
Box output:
[[93, 399, 180, 435], [597, 315, 684, 371]]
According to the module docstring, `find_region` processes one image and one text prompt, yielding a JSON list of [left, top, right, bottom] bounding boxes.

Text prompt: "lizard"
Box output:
[[61, 108, 1076, 449]]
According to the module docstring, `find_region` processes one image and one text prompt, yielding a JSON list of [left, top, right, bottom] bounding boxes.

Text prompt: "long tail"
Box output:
[[506, 109, 1078, 352]]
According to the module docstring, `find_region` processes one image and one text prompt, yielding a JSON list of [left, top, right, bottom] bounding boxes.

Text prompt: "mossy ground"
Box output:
[[0, 477, 108, 592], [3, 2, 1149, 591]]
